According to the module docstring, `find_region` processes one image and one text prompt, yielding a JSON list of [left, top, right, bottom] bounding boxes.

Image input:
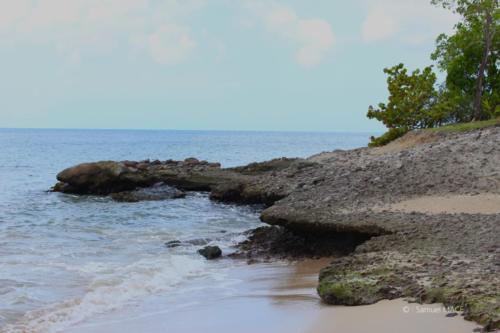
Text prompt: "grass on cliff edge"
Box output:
[[426, 117, 500, 133], [370, 117, 500, 148]]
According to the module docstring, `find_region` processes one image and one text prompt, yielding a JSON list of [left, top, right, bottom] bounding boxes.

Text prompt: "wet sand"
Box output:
[[68, 259, 480, 333]]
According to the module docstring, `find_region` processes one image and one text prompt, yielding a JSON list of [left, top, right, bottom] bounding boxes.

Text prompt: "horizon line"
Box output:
[[0, 126, 380, 135]]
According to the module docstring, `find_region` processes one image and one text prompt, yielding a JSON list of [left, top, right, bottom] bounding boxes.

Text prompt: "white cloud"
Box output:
[[246, 2, 335, 67], [0, 0, 203, 65], [148, 24, 196, 65], [361, 0, 458, 44], [296, 19, 335, 67]]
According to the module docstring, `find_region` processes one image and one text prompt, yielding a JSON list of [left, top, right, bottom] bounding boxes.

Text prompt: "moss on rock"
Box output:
[[318, 253, 500, 331], [318, 258, 406, 306]]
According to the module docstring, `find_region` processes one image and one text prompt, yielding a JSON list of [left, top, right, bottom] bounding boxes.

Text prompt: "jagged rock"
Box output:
[[56, 161, 155, 195], [198, 246, 222, 259], [111, 184, 186, 202], [165, 240, 182, 248]]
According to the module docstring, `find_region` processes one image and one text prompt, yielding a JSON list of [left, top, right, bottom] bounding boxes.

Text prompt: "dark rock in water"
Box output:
[[111, 184, 186, 202], [53, 157, 229, 195], [56, 161, 156, 195], [165, 240, 182, 248], [446, 312, 458, 318], [198, 246, 222, 259], [52, 182, 78, 193], [165, 238, 211, 248], [53, 157, 298, 203]]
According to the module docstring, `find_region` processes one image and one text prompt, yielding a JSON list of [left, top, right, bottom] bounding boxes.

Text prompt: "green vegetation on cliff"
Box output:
[[368, 0, 499, 147], [427, 116, 500, 133]]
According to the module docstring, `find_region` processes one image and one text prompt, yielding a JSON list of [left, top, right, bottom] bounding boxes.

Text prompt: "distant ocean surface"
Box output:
[[0, 129, 371, 333]]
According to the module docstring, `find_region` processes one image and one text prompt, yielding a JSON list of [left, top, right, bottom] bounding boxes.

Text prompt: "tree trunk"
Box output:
[[472, 10, 494, 121]]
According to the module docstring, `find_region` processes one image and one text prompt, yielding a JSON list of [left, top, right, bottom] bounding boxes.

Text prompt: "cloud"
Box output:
[[147, 24, 196, 65], [246, 2, 335, 67], [0, 0, 203, 65], [361, 0, 458, 44], [296, 19, 335, 67]]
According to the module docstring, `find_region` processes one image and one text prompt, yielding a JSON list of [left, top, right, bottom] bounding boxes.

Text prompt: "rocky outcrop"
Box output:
[[198, 246, 222, 259], [52, 126, 500, 330], [54, 161, 156, 194], [317, 212, 500, 330], [230, 226, 373, 261], [110, 183, 186, 202], [53, 157, 307, 204], [54, 158, 224, 195]]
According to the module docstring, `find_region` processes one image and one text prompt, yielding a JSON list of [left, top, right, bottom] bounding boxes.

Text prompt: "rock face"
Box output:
[[53, 157, 305, 205], [198, 246, 222, 259], [231, 226, 373, 261], [55, 161, 156, 195], [111, 183, 186, 202], [53, 125, 500, 330]]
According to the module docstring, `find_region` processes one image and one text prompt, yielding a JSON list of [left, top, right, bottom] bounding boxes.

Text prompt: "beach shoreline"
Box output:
[[52, 125, 500, 330], [65, 259, 480, 333]]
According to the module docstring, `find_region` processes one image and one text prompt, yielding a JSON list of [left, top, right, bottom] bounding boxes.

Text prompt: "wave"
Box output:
[[3, 255, 206, 333]]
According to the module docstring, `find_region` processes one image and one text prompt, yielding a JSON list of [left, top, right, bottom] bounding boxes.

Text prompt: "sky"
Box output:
[[0, 0, 459, 132]]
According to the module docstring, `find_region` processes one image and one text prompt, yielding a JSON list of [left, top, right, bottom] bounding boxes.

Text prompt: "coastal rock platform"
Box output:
[[53, 126, 500, 330]]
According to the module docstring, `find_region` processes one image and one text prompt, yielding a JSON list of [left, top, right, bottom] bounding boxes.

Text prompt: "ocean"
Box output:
[[0, 129, 371, 333]]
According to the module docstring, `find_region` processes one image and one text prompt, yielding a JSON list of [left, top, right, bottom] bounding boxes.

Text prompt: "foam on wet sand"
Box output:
[[66, 259, 480, 333]]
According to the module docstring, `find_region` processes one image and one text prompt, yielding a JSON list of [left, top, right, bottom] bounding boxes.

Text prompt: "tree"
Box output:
[[366, 1, 499, 146], [366, 64, 442, 146], [431, 0, 499, 120]]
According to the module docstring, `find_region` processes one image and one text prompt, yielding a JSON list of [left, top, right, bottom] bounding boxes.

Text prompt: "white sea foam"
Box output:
[[0, 129, 367, 333], [3, 255, 206, 333]]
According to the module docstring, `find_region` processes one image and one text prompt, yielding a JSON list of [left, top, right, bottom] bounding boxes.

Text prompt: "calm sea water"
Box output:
[[0, 129, 370, 333]]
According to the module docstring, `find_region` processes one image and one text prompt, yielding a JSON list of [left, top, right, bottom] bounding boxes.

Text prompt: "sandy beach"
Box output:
[[66, 259, 480, 333]]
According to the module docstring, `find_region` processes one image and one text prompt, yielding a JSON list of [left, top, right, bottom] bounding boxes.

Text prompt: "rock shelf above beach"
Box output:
[[53, 126, 500, 330], [54, 127, 500, 234]]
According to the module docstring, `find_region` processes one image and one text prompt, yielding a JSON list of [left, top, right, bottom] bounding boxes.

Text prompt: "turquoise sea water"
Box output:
[[0, 129, 371, 332]]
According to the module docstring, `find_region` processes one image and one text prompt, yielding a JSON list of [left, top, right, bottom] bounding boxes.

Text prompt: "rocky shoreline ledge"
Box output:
[[53, 126, 500, 330]]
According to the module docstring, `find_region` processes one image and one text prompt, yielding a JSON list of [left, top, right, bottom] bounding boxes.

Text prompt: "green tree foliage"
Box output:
[[367, 64, 442, 146], [431, 0, 499, 120], [367, 0, 499, 147]]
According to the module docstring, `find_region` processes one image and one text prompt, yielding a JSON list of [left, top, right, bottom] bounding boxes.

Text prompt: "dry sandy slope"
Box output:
[[376, 194, 500, 214]]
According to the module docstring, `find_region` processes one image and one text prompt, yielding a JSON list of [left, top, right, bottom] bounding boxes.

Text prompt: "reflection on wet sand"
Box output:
[[68, 259, 481, 333], [266, 258, 332, 305]]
